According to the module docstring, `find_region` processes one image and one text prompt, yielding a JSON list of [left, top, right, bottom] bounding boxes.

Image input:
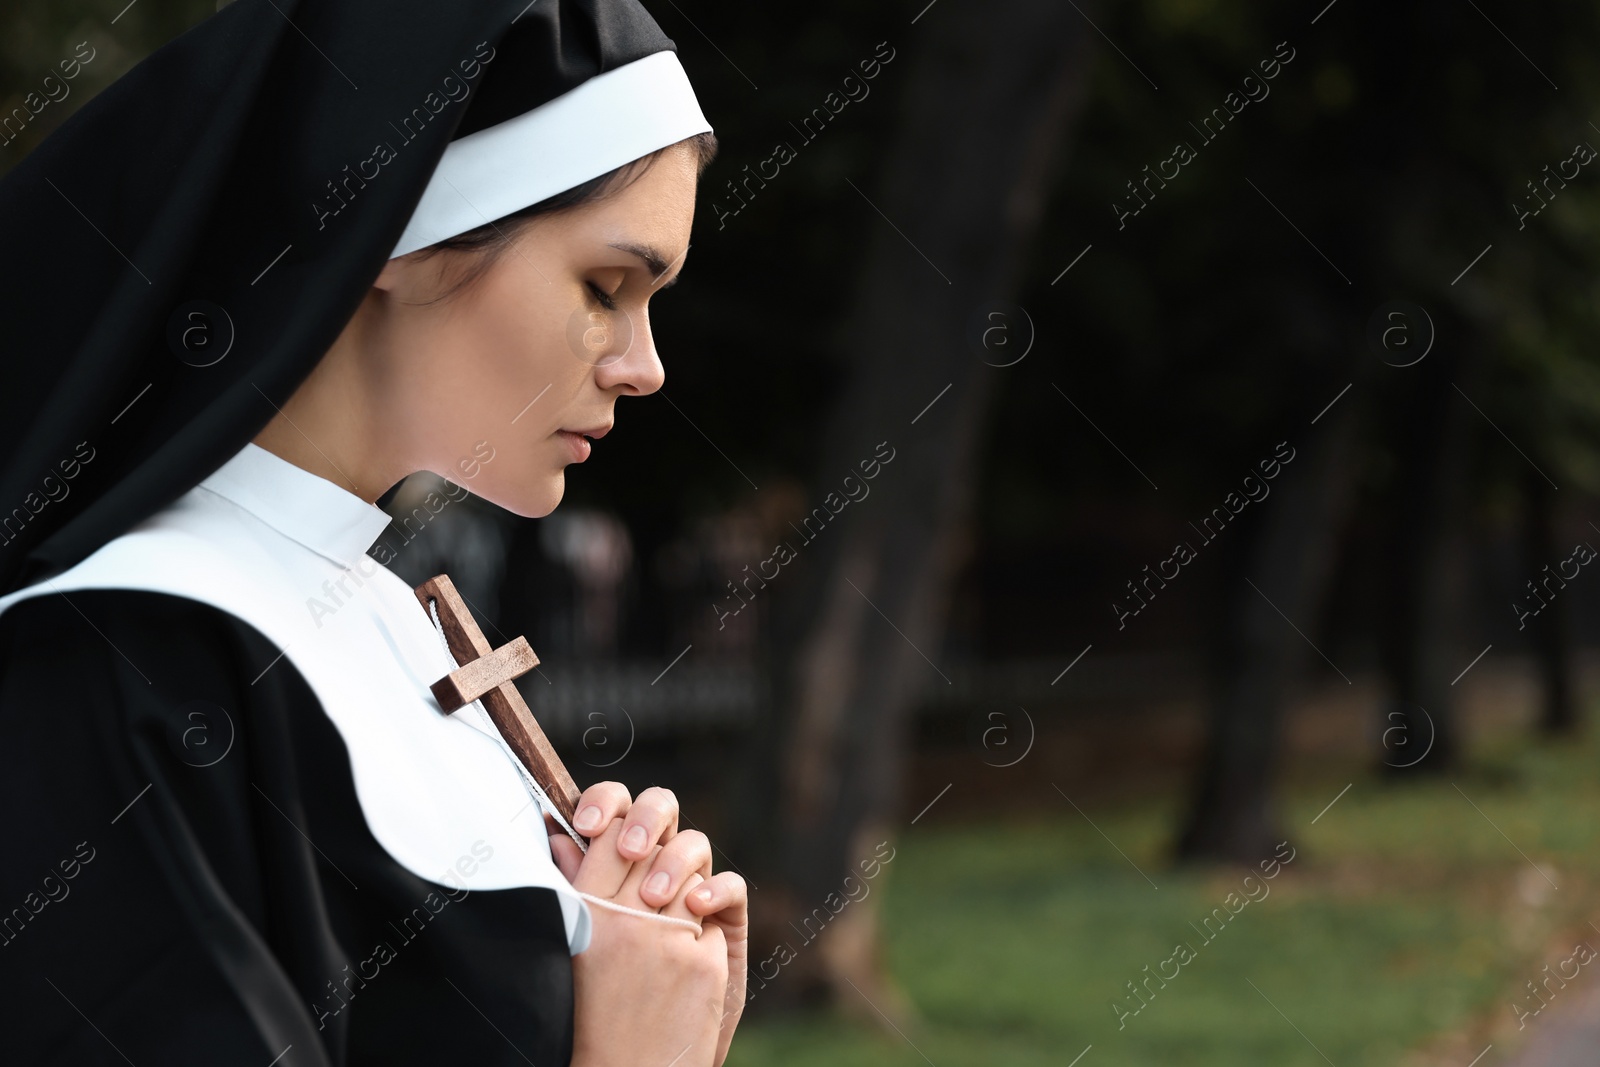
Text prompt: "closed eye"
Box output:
[[587, 281, 619, 311]]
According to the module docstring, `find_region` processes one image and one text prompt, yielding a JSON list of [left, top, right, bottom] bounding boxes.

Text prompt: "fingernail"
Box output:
[[574, 805, 603, 833], [622, 825, 648, 854], [645, 872, 670, 898], [694, 886, 714, 904]]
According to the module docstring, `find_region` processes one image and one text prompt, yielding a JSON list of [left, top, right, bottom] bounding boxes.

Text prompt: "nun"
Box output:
[[0, 1, 746, 1063]]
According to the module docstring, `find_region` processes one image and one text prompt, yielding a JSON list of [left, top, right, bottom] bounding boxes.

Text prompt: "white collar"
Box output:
[[196, 442, 394, 570]]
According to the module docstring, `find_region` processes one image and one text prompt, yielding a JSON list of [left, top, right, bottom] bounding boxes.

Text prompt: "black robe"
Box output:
[[0, 588, 575, 1066]]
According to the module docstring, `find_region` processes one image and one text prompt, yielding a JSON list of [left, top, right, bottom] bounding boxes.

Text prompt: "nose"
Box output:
[[595, 306, 664, 396]]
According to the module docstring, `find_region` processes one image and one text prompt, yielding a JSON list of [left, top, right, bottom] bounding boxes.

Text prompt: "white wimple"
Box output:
[[391, 50, 712, 259]]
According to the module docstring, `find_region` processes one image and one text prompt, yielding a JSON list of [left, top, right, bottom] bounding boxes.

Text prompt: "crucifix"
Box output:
[[413, 574, 584, 835]]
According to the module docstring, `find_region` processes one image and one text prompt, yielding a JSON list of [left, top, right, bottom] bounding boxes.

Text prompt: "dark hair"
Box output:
[[408, 130, 718, 304]]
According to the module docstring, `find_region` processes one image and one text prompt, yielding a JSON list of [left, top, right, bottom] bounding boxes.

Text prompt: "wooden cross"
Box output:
[[413, 574, 584, 834]]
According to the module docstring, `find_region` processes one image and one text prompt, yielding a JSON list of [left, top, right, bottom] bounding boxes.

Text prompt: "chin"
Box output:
[[498, 472, 566, 518]]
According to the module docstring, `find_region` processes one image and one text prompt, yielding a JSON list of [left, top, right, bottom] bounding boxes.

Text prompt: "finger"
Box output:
[[686, 871, 748, 932], [661, 871, 707, 924], [638, 829, 712, 908], [542, 811, 584, 883], [612, 841, 664, 911], [570, 818, 635, 897], [696, 917, 728, 954], [548, 832, 583, 884], [616, 786, 679, 861], [569, 781, 633, 837]]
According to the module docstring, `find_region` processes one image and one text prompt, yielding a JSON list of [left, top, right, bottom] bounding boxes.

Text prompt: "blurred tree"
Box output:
[[1176, 0, 1600, 855], [1374, 340, 1473, 779], [997, 0, 1600, 860], [732, 0, 1097, 1017], [1523, 468, 1577, 735]]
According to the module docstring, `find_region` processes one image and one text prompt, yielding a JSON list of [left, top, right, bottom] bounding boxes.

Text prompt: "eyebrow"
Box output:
[[609, 240, 688, 288]]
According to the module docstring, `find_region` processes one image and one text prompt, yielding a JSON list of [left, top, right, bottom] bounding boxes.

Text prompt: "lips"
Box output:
[[559, 423, 612, 440], [556, 430, 590, 462], [554, 421, 610, 463]]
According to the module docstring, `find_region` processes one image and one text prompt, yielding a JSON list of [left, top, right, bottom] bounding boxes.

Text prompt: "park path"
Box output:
[[1499, 981, 1600, 1067]]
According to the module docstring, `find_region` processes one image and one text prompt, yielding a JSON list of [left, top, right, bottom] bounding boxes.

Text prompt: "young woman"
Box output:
[[0, 1, 746, 1064]]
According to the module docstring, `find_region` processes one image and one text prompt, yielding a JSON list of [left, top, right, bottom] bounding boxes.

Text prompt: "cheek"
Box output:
[[450, 275, 584, 429], [444, 284, 588, 514]]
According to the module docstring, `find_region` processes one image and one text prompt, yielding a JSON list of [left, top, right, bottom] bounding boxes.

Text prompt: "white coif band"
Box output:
[[389, 50, 712, 259]]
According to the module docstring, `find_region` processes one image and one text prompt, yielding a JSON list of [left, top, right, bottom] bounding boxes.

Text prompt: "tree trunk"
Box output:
[[1376, 349, 1473, 777], [1176, 400, 1364, 863], [1174, 0, 1466, 857], [1524, 467, 1578, 736], [735, 0, 1095, 1019]]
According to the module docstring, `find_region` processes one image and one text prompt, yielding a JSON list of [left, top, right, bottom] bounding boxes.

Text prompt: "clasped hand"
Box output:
[[546, 783, 747, 1067]]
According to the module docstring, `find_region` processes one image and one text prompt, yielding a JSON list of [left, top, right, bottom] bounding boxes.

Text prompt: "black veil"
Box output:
[[0, 0, 676, 596]]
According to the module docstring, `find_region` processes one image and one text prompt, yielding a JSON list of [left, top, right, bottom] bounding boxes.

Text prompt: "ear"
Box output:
[[374, 250, 424, 293]]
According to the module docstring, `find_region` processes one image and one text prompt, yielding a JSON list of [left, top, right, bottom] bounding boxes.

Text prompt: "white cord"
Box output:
[[425, 597, 702, 935], [577, 892, 703, 933]]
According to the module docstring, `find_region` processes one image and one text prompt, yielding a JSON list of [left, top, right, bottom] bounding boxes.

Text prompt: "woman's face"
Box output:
[[371, 141, 699, 516]]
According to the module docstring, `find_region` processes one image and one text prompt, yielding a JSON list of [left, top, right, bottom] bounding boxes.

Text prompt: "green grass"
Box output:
[[730, 724, 1600, 1066]]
